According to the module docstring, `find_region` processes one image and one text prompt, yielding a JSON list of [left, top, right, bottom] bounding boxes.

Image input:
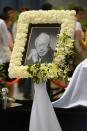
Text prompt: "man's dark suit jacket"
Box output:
[[25, 48, 54, 65]]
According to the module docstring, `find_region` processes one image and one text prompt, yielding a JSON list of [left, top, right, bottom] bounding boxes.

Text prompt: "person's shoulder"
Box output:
[[0, 19, 7, 29], [76, 21, 81, 26], [0, 19, 5, 24], [75, 21, 82, 31]]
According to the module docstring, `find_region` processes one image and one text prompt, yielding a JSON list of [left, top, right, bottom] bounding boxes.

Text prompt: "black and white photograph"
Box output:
[[24, 25, 60, 65]]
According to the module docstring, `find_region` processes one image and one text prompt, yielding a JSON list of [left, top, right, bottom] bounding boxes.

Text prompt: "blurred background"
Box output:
[[0, 0, 87, 11]]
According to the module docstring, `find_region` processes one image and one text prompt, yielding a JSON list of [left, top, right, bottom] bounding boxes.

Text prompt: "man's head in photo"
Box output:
[[35, 32, 51, 57]]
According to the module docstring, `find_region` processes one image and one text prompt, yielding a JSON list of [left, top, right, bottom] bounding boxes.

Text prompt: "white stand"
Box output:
[[29, 82, 62, 131]]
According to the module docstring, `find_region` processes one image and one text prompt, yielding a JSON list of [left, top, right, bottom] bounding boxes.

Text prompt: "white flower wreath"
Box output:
[[9, 10, 76, 82]]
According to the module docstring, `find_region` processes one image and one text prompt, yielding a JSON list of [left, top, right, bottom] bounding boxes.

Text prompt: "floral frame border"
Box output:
[[9, 10, 76, 82]]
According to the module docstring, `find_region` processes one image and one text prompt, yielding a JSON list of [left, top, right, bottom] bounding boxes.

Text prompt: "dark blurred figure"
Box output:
[[3, 6, 15, 21], [19, 6, 29, 12], [40, 3, 53, 10], [2, 6, 15, 34]]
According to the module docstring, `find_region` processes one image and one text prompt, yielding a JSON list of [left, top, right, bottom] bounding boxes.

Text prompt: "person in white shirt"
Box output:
[[0, 18, 14, 106], [0, 18, 11, 64], [74, 6, 87, 66]]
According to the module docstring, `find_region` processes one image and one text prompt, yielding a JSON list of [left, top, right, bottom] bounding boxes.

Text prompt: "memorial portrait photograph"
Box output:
[[24, 25, 60, 65]]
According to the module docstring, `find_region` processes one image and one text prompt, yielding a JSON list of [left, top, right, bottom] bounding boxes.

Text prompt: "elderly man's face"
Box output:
[[35, 33, 50, 57], [35, 40, 49, 57]]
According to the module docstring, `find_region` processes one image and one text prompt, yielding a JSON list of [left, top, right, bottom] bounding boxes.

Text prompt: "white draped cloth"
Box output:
[[29, 82, 62, 131], [52, 59, 87, 108]]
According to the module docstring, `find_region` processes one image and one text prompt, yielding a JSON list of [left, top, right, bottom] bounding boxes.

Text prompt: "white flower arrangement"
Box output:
[[9, 10, 76, 82]]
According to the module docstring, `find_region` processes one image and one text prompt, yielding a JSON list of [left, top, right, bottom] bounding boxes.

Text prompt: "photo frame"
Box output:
[[23, 23, 60, 65], [9, 10, 76, 82]]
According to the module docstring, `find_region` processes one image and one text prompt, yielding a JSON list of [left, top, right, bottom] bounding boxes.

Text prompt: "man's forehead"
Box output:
[[38, 33, 49, 38], [35, 33, 50, 46]]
